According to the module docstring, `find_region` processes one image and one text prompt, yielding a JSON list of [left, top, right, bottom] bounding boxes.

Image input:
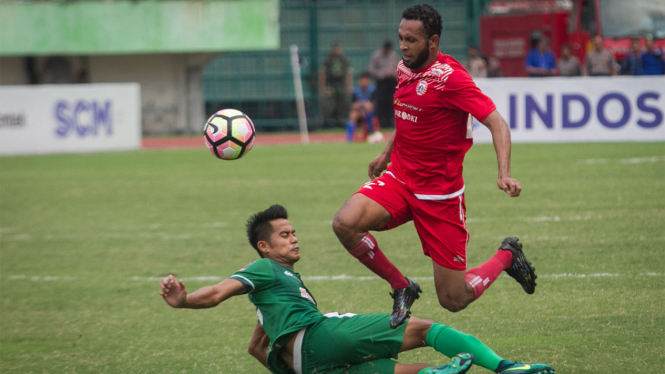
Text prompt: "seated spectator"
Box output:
[[622, 38, 644, 75], [462, 45, 487, 78], [642, 35, 665, 75], [486, 56, 503, 77], [586, 35, 616, 76], [558, 44, 583, 76], [346, 72, 379, 142], [525, 38, 557, 77]]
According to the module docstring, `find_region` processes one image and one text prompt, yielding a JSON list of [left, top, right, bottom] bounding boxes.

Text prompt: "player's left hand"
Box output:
[[498, 176, 521, 197]]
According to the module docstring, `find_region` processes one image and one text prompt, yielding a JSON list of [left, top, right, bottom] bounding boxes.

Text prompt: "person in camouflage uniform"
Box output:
[[320, 43, 353, 128]]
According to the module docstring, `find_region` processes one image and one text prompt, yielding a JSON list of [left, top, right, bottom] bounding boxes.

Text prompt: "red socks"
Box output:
[[464, 249, 513, 300], [347, 233, 409, 290]]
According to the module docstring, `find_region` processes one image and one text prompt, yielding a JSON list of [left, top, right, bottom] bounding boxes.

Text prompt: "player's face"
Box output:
[[263, 219, 300, 266], [398, 19, 430, 70]]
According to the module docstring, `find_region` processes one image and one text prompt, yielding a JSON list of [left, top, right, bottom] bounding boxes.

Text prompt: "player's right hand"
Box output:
[[497, 176, 522, 197], [368, 153, 390, 179], [159, 274, 187, 308]]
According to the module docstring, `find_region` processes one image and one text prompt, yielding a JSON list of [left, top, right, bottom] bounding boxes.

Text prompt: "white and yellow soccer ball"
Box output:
[[204, 109, 256, 160]]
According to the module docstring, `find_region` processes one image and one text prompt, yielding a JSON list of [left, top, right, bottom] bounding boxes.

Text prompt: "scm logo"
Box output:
[[54, 100, 112, 137]]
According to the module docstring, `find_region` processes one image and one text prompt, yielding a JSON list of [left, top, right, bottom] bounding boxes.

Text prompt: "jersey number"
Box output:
[[363, 180, 385, 190]]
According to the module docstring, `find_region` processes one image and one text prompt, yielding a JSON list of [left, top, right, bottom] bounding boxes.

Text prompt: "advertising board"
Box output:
[[472, 77, 664, 143], [0, 84, 141, 155]]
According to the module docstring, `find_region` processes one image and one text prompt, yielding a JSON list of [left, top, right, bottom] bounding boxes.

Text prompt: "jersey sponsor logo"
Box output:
[[431, 68, 444, 77], [394, 109, 418, 123], [238, 261, 255, 271], [284, 271, 294, 277], [393, 99, 422, 112], [299, 287, 316, 304], [416, 80, 428, 95]]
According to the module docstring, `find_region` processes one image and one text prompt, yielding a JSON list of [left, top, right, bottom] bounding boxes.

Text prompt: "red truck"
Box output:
[[480, 0, 665, 77]]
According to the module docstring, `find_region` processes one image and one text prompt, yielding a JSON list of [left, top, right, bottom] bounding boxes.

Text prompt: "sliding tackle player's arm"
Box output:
[[159, 274, 248, 309], [247, 323, 270, 368]]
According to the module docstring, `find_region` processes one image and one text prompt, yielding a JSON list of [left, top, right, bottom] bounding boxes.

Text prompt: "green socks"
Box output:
[[425, 323, 503, 372]]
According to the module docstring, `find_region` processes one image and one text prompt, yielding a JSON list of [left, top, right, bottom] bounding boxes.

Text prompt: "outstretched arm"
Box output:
[[247, 323, 270, 368], [481, 110, 521, 197], [159, 275, 248, 309]]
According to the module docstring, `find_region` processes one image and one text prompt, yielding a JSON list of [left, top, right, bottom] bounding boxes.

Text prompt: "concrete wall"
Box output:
[[0, 0, 279, 56], [0, 53, 217, 134]]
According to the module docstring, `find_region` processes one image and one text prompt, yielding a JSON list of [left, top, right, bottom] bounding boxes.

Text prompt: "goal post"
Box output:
[[290, 44, 309, 144]]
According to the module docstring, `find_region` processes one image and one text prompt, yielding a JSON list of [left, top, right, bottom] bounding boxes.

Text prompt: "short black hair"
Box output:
[[359, 71, 371, 79], [402, 4, 442, 41], [246, 205, 289, 258]]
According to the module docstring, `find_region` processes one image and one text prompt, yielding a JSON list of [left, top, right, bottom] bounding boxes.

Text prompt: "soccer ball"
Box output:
[[367, 131, 385, 144], [204, 109, 256, 160]]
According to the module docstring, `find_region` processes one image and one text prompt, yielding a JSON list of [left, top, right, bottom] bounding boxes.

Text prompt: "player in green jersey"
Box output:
[[159, 205, 555, 374]]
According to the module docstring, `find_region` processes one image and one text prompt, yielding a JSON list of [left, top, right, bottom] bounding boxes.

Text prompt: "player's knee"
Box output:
[[406, 317, 435, 342], [332, 211, 357, 240], [437, 295, 469, 313]]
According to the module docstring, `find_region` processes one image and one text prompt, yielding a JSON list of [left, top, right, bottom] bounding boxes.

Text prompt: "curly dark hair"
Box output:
[[246, 204, 289, 258], [401, 4, 442, 41]]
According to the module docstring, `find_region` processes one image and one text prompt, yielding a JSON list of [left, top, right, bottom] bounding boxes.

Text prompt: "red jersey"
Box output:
[[387, 52, 496, 199]]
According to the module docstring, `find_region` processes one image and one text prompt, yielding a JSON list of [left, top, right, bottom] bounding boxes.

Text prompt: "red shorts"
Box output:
[[356, 172, 469, 270]]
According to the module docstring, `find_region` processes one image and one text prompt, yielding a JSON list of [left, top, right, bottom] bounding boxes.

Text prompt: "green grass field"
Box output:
[[1, 141, 664, 374]]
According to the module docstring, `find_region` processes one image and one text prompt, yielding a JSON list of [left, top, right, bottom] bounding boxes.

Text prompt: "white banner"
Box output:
[[472, 76, 665, 143], [0, 84, 141, 155]]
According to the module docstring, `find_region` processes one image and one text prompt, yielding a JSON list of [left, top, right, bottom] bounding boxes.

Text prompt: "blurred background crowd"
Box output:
[[1, 0, 663, 136]]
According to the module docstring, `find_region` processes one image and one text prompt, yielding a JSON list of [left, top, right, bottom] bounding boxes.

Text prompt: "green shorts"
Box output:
[[294, 312, 407, 374]]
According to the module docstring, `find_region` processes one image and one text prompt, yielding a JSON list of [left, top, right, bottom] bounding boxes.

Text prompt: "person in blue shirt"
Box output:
[[525, 38, 557, 77], [346, 71, 377, 142], [622, 38, 644, 76], [642, 36, 665, 75]]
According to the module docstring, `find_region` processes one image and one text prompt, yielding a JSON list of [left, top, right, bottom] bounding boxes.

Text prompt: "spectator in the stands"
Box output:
[[585, 35, 616, 76], [642, 35, 665, 75], [622, 38, 643, 76], [525, 37, 556, 77], [558, 44, 582, 76], [462, 45, 487, 78], [486, 56, 503, 77], [369, 40, 399, 130], [320, 42, 353, 128]]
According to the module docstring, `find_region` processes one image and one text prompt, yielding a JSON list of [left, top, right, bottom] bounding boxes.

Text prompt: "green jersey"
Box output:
[[231, 258, 324, 373]]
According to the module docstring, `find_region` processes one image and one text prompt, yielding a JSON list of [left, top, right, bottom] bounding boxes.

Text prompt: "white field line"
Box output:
[[581, 155, 665, 165], [1, 215, 608, 242], [2, 273, 662, 282]]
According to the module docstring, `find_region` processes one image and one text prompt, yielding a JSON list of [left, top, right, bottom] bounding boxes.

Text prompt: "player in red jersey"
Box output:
[[333, 5, 538, 329]]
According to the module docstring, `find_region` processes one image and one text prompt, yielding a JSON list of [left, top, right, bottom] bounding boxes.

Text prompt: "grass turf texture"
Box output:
[[1, 142, 663, 374]]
